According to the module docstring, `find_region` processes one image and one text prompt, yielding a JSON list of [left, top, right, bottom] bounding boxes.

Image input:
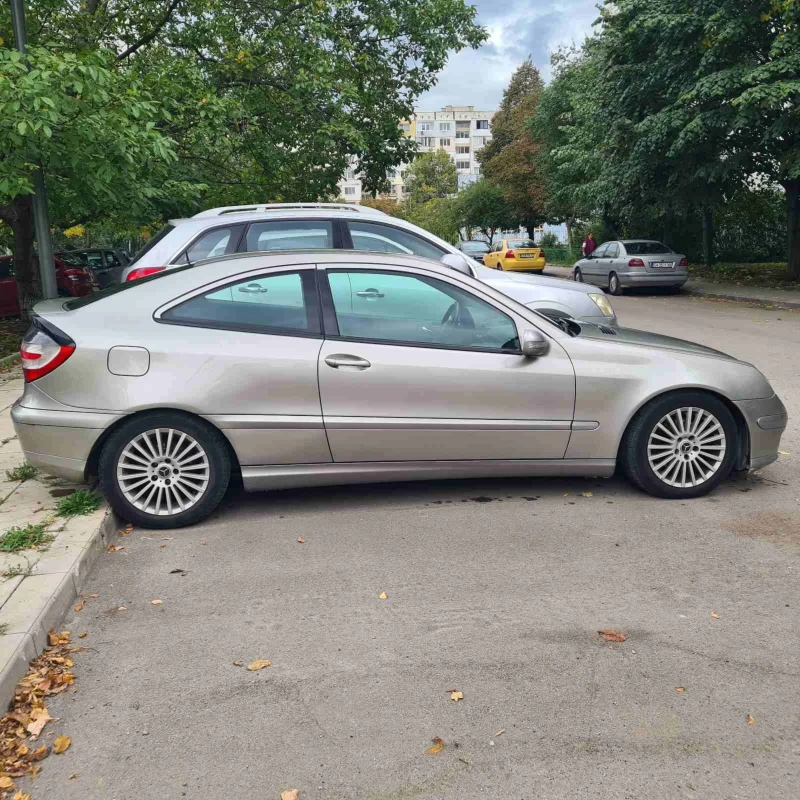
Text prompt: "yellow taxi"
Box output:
[[482, 238, 546, 272]]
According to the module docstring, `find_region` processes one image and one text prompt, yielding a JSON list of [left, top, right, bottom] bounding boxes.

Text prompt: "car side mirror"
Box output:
[[441, 253, 474, 276], [521, 329, 549, 358]]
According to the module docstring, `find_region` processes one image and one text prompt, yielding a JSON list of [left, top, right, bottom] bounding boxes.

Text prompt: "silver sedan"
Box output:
[[13, 251, 786, 528], [574, 239, 689, 295]]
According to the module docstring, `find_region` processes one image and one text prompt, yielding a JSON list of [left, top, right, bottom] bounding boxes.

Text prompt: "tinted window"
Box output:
[[179, 227, 235, 263], [327, 270, 519, 351], [83, 251, 104, 267], [605, 243, 619, 258], [246, 221, 332, 252], [507, 240, 537, 250], [625, 241, 673, 255], [130, 224, 175, 265], [106, 251, 121, 268], [461, 241, 489, 254], [58, 253, 88, 267], [162, 271, 319, 335], [348, 221, 444, 259]]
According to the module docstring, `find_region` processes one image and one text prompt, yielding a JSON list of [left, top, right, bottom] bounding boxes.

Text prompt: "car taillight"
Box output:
[[539, 250, 546, 260], [126, 266, 166, 282], [679, 257, 688, 267], [505, 250, 515, 258], [20, 321, 75, 383], [628, 258, 645, 267]]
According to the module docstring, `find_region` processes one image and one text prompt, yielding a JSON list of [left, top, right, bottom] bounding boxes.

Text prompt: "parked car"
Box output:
[[0, 256, 93, 316], [56, 249, 130, 289], [573, 240, 688, 295], [457, 240, 490, 262], [483, 238, 546, 272], [121, 204, 616, 326], [14, 250, 786, 529]]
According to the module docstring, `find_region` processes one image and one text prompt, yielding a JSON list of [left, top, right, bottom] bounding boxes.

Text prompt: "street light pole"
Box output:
[[9, 0, 58, 301]]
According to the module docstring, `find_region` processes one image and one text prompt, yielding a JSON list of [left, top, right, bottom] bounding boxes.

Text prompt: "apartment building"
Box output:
[[337, 105, 495, 203]]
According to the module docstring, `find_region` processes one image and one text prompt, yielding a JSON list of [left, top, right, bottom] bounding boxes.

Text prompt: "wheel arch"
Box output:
[[85, 408, 242, 483], [617, 387, 750, 471]]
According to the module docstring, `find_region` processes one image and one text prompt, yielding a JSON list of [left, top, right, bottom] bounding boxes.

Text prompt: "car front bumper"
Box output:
[[734, 394, 788, 471], [619, 271, 688, 287]]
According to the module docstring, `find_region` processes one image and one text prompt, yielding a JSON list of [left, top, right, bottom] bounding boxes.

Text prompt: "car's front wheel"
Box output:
[[621, 392, 738, 499], [609, 272, 623, 295], [99, 411, 232, 529], [574, 267, 584, 282]]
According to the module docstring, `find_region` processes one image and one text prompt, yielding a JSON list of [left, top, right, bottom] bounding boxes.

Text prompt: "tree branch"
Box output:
[[117, 0, 182, 61]]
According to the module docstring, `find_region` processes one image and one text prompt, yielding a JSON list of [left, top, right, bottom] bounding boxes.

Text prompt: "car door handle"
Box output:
[[356, 289, 384, 298], [324, 354, 371, 370], [238, 283, 268, 294]]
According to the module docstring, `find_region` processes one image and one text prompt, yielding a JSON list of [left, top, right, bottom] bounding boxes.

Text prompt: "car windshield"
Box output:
[[129, 224, 175, 265], [625, 241, 673, 255], [461, 241, 489, 253], [507, 240, 537, 249], [58, 253, 89, 267]]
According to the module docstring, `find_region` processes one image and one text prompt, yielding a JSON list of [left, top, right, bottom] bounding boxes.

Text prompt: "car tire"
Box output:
[[608, 272, 623, 296], [621, 392, 738, 499], [99, 411, 232, 529], [497, 262, 503, 271], [574, 267, 583, 282]]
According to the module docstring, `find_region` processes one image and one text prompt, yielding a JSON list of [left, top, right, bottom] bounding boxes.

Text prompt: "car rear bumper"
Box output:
[[505, 260, 546, 272], [734, 394, 788, 471], [11, 402, 113, 483], [619, 271, 688, 287]]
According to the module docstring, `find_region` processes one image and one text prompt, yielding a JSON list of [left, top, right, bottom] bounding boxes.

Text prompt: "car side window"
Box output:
[[245, 220, 333, 252], [605, 243, 619, 258], [106, 251, 121, 268], [326, 270, 520, 352], [592, 243, 608, 258], [347, 222, 445, 260], [176, 226, 237, 264], [161, 270, 320, 336], [84, 251, 104, 268]]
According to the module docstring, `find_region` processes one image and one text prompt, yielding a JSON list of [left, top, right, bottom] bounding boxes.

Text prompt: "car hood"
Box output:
[[477, 265, 597, 296], [577, 323, 737, 360]]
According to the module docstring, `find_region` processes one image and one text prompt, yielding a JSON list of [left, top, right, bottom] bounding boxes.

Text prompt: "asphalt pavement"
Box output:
[[26, 292, 800, 800]]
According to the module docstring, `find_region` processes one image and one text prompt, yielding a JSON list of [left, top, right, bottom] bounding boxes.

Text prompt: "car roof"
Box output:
[[620, 239, 664, 244], [172, 204, 388, 227]]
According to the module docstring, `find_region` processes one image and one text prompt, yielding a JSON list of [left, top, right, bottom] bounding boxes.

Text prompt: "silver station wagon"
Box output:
[[13, 251, 786, 529]]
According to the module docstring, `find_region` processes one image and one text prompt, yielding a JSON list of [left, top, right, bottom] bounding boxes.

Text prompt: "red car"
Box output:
[[0, 256, 94, 317]]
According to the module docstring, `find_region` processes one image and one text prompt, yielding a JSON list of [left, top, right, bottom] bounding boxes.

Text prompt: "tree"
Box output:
[[0, 0, 486, 308], [359, 197, 406, 218], [455, 180, 516, 243], [405, 150, 458, 204], [479, 59, 548, 237], [404, 197, 460, 243]]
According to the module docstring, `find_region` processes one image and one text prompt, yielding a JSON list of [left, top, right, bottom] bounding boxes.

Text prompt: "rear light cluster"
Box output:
[[539, 250, 546, 260], [628, 258, 646, 268], [126, 266, 166, 282], [679, 257, 688, 267], [505, 250, 515, 259], [21, 320, 75, 383]]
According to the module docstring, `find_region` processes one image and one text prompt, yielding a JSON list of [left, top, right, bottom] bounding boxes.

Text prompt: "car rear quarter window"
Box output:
[[347, 221, 445, 259], [245, 221, 333, 252]]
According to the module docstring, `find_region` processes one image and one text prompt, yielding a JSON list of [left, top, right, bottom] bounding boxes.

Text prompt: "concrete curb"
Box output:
[[0, 353, 20, 369], [0, 506, 119, 709], [681, 287, 800, 309]]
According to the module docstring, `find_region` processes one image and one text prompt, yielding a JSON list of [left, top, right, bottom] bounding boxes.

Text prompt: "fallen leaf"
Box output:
[[13, 791, 31, 800], [676, 687, 686, 693], [169, 568, 187, 575], [29, 745, 48, 761], [68, 773, 79, 779], [296, 537, 305, 544], [425, 737, 445, 755], [379, 592, 388, 600], [247, 659, 272, 671], [581, 491, 594, 497], [53, 735, 71, 754], [711, 611, 720, 619], [117, 606, 127, 612], [778, 450, 790, 455], [495, 728, 505, 737], [150, 599, 162, 606], [0, 777, 14, 790], [232, 660, 243, 667], [598, 629, 627, 643], [106, 544, 124, 553], [747, 714, 756, 725], [78, 632, 87, 639], [450, 691, 464, 702], [160, 543, 167, 549], [26, 708, 53, 736], [281, 791, 300, 800], [47, 630, 70, 646], [88, 593, 99, 599], [74, 599, 84, 613]]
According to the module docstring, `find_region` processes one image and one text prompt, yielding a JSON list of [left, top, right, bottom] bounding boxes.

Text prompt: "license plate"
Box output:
[[519, 253, 535, 259], [650, 261, 674, 269]]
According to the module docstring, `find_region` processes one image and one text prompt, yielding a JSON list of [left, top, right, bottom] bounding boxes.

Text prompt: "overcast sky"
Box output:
[[417, 0, 600, 111]]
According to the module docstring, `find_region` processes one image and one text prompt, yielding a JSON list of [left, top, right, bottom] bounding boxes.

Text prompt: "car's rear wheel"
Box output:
[[622, 392, 737, 499], [609, 272, 623, 295], [99, 411, 231, 529], [574, 267, 583, 282], [497, 262, 503, 271]]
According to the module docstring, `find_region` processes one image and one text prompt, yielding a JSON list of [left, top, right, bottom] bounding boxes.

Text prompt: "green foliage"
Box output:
[[405, 151, 458, 204], [689, 262, 800, 291], [404, 197, 460, 244], [538, 231, 561, 248], [6, 462, 38, 482], [0, 523, 53, 552], [455, 180, 517, 243], [358, 198, 406, 218], [55, 490, 100, 518]]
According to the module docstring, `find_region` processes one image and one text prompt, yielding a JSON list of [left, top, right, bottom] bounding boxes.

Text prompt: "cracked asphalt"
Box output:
[[25, 292, 800, 800]]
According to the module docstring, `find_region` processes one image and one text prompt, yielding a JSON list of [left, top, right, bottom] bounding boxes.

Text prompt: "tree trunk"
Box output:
[[2, 196, 42, 316], [565, 216, 573, 251], [785, 179, 800, 280], [702, 205, 714, 268]]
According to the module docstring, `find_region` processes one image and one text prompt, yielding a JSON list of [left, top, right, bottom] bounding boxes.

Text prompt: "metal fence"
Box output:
[[542, 245, 579, 265]]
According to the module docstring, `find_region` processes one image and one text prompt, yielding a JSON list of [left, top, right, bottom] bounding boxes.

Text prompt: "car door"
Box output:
[[317, 264, 575, 462], [604, 242, 621, 280], [585, 242, 608, 282], [156, 266, 332, 466], [102, 251, 125, 286]]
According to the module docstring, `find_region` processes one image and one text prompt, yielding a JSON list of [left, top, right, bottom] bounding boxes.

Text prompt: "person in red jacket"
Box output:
[[582, 232, 597, 257]]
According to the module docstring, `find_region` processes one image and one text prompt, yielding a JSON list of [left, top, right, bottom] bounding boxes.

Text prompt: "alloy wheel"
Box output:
[[647, 407, 726, 488], [117, 428, 210, 516]]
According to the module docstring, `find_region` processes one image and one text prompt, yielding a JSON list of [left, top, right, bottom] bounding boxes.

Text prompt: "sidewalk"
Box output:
[[0, 370, 114, 707], [544, 265, 800, 308]]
